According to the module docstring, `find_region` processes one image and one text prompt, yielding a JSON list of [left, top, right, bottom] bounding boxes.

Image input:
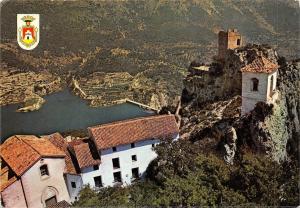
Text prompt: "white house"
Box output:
[[0, 114, 179, 206], [46, 133, 83, 203], [241, 56, 279, 115], [70, 114, 179, 189], [0, 135, 72, 208]]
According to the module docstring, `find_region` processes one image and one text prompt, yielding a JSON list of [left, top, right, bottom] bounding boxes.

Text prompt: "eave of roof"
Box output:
[[241, 56, 278, 74], [0, 135, 65, 177], [46, 133, 78, 175], [88, 114, 179, 150], [73, 143, 101, 169]]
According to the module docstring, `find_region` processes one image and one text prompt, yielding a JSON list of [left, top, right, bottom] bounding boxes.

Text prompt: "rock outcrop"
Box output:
[[183, 44, 278, 105], [179, 44, 299, 162], [238, 59, 300, 161]]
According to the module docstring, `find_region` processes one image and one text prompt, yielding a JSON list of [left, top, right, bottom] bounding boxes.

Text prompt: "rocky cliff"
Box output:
[[180, 45, 299, 162], [183, 44, 278, 104]]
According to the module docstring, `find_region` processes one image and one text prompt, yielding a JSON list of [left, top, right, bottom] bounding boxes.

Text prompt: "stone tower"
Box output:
[[218, 29, 242, 59], [241, 56, 279, 115]]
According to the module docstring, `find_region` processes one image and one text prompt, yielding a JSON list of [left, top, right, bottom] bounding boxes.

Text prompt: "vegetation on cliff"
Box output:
[[73, 140, 299, 206]]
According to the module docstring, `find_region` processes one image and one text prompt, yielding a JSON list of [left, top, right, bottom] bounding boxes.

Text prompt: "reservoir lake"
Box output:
[[1, 90, 154, 141]]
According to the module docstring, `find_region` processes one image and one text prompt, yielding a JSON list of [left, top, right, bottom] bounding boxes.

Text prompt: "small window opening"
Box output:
[[131, 143, 135, 148], [113, 171, 122, 183], [251, 78, 259, 91], [132, 168, 139, 179], [93, 165, 99, 170], [237, 39, 241, 46], [40, 165, 49, 177], [71, 182, 76, 188], [131, 155, 137, 162], [112, 147, 117, 152], [112, 158, 120, 169], [94, 176, 103, 187]]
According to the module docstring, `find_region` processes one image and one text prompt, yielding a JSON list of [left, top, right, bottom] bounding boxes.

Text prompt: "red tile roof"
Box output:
[[73, 143, 100, 169], [89, 115, 179, 150], [46, 200, 70, 208], [0, 135, 65, 176], [46, 133, 77, 175], [241, 56, 278, 73]]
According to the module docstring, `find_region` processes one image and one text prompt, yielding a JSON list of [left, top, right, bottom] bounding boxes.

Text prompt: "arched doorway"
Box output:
[[41, 186, 58, 207]]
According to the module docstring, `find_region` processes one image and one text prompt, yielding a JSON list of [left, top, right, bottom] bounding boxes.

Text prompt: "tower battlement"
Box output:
[[218, 29, 242, 59]]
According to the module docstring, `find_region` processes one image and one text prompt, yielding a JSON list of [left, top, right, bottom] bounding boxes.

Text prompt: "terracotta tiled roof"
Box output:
[[241, 56, 278, 73], [0, 135, 65, 176], [73, 143, 100, 169], [46, 200, 70, 208], [46, 133, 77, 175], [89, 115, 179, 150]]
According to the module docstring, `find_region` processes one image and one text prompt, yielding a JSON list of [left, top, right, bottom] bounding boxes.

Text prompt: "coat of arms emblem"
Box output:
[[17, 14, 39, 50]]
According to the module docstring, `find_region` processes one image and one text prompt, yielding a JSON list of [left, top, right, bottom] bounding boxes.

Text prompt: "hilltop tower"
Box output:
[[241, 56, 279, 115], [218, 29, 242, 59]]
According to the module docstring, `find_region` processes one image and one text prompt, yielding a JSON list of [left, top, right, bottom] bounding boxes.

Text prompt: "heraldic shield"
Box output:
[[17, 14, 39, 50]]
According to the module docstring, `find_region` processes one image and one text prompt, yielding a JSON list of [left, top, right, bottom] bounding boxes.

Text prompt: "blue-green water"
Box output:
[[0, 90, 154, 141]]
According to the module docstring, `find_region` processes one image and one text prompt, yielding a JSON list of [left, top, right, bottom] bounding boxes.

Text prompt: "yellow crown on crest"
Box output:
[[21, 15, 35, 22]]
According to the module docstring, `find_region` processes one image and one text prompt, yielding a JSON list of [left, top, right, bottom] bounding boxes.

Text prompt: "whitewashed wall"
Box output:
[[65, 174, 83, 202], [1, 180, 27, 208], [81, 134, 178, 188], [20, 158, 71, 208], [242, 72, 268, 115], [241, 71, 278, 115]]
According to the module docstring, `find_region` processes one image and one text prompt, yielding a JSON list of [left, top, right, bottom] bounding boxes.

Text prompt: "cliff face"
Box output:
[[237, 59, 299, 161], [180, 45, 299, 162]]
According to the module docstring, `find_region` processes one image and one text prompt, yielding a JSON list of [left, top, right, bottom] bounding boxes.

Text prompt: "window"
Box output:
[[131, 143, 135, 148], [113, 171, 122, 183], [131, 168, 139, 179], [237, 39, 241, 46], [251, 78, 259, 91], [40, 165, 49, 177], [131, 155, 137, 162], [71, 182, 76, 188], [112, 158, 120, 169], [112, 147, 117, 152], [45, 196, 57, 207], [93, 165, 99, 170], [269, 75, 274, 96], [152, 143, 155, 148], [94, 176, 102, 187]]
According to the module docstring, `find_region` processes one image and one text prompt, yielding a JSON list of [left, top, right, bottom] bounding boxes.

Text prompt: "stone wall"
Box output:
[[184, 44, 278, 106], [218, 29, 242, 60]]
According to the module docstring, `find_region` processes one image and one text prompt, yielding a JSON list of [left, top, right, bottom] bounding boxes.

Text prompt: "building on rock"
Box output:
[[241, 56, 279, 115]]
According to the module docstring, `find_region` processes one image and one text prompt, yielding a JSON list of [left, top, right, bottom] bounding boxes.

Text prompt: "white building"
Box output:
[[70, 114, 179, 189], [1, 115, 179, 206], [0, 135, 73, 208], [241, 56, 279, 115], [46, 133, 83, 203]]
